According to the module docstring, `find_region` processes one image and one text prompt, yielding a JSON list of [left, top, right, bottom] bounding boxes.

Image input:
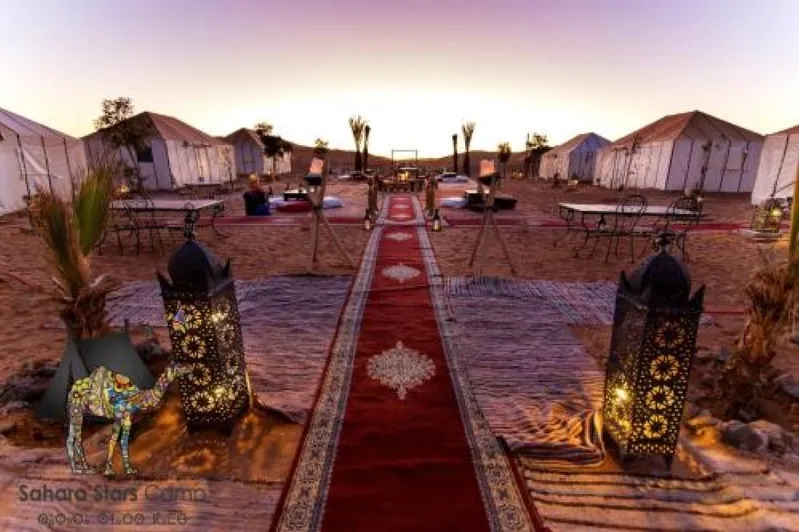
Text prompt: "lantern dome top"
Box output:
[[162, 239, 231, 292], [623, 245, 697, 307]]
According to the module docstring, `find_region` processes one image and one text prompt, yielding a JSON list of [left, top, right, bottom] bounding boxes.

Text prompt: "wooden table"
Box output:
[[112, 198, 227, 239]]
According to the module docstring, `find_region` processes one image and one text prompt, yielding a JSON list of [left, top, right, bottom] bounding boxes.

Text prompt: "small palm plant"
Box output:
[[497, 142, 512, 186], [719, 174, 799, 418], [29, 164, 120, 339]]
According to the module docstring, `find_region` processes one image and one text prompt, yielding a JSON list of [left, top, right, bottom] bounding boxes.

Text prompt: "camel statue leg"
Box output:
[[102, 419, 123, 477], [66, 392, 93, 473], [119, 415, 137, 475]]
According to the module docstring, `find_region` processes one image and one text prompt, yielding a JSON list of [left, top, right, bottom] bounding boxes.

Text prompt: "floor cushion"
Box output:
[[276, 200, 313, 213]]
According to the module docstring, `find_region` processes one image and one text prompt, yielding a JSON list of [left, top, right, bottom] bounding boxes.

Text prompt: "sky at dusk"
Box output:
[[2, 0, 798, 157]]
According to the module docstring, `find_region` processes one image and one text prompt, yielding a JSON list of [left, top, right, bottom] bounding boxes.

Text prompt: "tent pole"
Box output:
[[63, 138, 76, 198], [681, 141, 696, 191], [41, 136, 54, 194], [738, 141, 751, 192], [718, 139, 732, 192], [16, 133, 32, 198], [163, 141, 177, 189], [203, 145, 213, 183], [771, 136, 791, 197]]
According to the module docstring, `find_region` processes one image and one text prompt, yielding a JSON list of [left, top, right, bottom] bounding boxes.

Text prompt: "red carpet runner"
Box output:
[[271, 195, 540, 531]]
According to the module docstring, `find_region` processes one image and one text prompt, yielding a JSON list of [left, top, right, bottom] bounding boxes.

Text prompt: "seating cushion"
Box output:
[[440, 196, 467, 208], [322, 196, 343, 209], [276, 200, 313, 212]]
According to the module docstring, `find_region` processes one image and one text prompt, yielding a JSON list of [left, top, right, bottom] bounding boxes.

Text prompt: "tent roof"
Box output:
[[225, 128, 263, 147], [83, 111, 228, 146], [772, 124, 799, 136], [548, 132, 609, 155], [609, 110, 763, 148], [0, 107, 79, 141]]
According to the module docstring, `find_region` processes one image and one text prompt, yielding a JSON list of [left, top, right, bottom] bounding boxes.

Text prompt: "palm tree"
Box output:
[[94, 97, 151, 192], [313, 138, 329, 158], [452, 134, 459, 173], [20, 164, 120, 339], [254, 123, 289, 181], [348, 115, 366, 172], [462, 121, 476, 176], [254, 122, 273, 137], [497, 142, 512, 170], [525, 132, 550, 179], [362, 125, 371, 173]]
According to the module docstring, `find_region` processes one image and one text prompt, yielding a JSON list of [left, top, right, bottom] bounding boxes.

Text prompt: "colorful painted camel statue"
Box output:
[[66, 359, 193, 477]]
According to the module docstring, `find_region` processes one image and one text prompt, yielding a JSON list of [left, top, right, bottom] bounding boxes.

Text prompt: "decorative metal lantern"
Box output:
[[363, 209, 372, 231], [750, 197, 784, 233], [602, 236, 704, 466], [432, 209, 442, 232], [157, 216, 250, 429]]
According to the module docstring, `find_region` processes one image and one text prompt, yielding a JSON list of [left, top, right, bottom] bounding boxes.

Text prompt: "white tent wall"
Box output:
[[652, 141, 674, 190], [593, 148, 615, 186], [752, 134, 798, 205], [568, 150, 595, 181], [0, 131, 32, 215], [148, 139, 173, 189], [234, 139, 264, 175], [266, 152, 291, 175], [538, 152, 557, 178]]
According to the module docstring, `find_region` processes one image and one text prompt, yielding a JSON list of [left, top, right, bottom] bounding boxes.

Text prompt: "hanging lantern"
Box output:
[[363, 209, 372, 231], [602, 235, 704, 467], [750, 197, 784, 233], [157, 222, 250, 430], [432, 209, 442, 232]]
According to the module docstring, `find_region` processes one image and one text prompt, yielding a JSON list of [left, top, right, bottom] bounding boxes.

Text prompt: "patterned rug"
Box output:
[[44, 276, 351, 329], [446, 277, 799, 530], [445, 277, 716, 325], [271, 195, 541, 531], [45, 276, 352, 426], [446, 285, 606, 465]]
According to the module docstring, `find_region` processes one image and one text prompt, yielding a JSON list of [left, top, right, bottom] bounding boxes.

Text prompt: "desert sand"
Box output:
[[0, 175, 797, 530]]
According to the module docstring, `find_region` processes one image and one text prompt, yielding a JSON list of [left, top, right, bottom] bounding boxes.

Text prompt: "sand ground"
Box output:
[[0, 177, 797, 529]]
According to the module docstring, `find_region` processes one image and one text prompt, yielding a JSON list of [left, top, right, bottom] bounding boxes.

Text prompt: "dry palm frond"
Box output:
[[736, 248, 799, 365]]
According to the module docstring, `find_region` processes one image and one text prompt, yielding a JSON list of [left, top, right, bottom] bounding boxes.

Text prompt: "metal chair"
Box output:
[[98, 202, 139, 255], [609, 194, 647, 262], [658, 197, 702, 261]]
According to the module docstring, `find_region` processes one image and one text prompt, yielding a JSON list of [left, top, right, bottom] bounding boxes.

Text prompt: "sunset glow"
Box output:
[[2, 0, 798, 156]]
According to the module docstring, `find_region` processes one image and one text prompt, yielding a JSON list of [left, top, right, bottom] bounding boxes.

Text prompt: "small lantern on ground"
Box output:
[[432, 209, 442, 232], [363, 209, 372, 231], [750, 197, 784, 233], [157, 213, 250, 430], [602, 234, 704, 467]]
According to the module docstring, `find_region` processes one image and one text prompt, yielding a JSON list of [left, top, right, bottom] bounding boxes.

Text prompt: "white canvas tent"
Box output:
[[751, 125, 799, 205], [0, 107, 87, 215], [539, 132, 609, 182], [225, 128, 291, 176], [83, 112, 235, 190], [594, 111, 763, 192]]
